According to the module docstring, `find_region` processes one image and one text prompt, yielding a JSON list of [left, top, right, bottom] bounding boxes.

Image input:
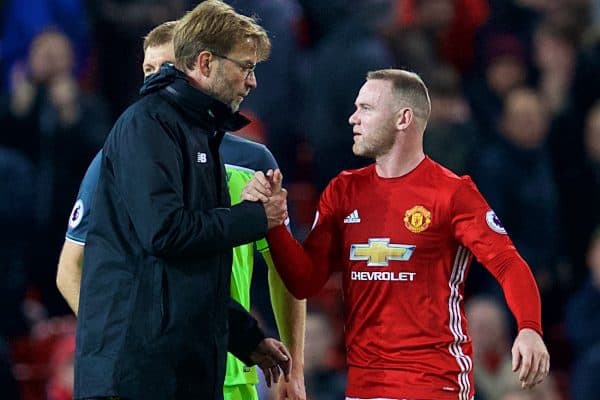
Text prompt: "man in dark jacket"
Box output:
[[74, 1, 290, 399]]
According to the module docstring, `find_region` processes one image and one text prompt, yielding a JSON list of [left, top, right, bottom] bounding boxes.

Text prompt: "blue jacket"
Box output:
[[74, 66, 268, 399]]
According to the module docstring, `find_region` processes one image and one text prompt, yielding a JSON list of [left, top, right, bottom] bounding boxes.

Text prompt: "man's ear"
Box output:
[[396, 107, 413, 131], [197, 51, 212, 77]]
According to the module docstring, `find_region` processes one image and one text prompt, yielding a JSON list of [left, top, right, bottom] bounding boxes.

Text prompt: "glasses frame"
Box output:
[[211, 52, 256, 80]]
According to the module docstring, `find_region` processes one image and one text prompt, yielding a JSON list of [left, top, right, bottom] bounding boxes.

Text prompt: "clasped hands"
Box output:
[[242, 169, 288, 229]]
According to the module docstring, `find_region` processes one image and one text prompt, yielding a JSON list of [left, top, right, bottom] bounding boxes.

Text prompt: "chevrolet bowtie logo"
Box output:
[[350, 238, 415, 266]]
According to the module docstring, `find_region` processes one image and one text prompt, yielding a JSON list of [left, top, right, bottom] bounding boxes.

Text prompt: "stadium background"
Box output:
[[1, 0, 599, 399]]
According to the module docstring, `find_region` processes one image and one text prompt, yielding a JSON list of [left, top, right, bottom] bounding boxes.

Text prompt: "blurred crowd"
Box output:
[[1, 0, 599, 399]]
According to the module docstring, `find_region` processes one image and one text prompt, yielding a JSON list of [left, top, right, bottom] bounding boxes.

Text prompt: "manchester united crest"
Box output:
[[404, 205, 431, 233]]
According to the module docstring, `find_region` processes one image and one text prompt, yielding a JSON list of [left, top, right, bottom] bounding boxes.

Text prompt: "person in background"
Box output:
[[470, 87, 562, 327], [466, 296, 520, 400], [302, 305, 346, 400], [0, 28, 110, 316], [566, 227, 600, 400], [422, 64, 479, 175]]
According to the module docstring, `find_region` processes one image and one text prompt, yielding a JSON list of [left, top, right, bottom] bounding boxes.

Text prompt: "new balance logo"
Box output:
[[197, 152, 207, 163], [344, 209, 361, 223]]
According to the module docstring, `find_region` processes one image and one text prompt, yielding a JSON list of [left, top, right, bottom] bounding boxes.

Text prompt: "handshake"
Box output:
[[241, 169, 288, 229]]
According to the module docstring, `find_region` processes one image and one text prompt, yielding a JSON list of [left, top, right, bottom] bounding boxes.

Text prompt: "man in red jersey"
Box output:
[[243, 69, 549, 400]]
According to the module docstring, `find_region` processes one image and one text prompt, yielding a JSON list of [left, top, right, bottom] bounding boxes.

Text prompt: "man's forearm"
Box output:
[[266, 225, 331, 298], [56, 240, 84, 315], [265, 249, 306, 370], [227, 297, 265, 364], [486, 250, 543, 335], [58, 275, 81, 315]]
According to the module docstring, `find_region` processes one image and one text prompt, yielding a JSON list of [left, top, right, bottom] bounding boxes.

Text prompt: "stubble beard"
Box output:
[[230, 97, 242, 113], [353, 124, 396, 159], [206, 68, 239, 112]]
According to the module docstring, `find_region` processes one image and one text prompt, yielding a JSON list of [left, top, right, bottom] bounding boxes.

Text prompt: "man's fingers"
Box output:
[[243, 171, 272, 199], [268, 341, 292, 379], [511, 345, 521, 372], [254, 171, 272, 193], [518, 350, 534, 385], [533, 356, 545, 384], [264, 366, 273, 388], [532, 352, 550, 386], [242, 187, 269, 203], [277, 343, 292, 381], [268, 343, 289, 363], [242, 171, 277, 202], [266, 169, 283, 192], [276, 341, 291, 361], [271, 364, 281, 384]]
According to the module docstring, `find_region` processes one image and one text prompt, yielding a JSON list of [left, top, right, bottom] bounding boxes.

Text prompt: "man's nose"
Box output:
[[246, 71, 257, 89]]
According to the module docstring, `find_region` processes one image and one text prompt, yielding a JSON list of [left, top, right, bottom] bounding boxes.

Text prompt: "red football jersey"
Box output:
[[268, 157, 541, 400]]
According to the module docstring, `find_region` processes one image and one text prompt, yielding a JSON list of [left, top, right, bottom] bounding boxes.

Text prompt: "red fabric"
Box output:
[[268, 157, 542, 399], [396, 0, 489, 72], [439, 0, 490, 72]]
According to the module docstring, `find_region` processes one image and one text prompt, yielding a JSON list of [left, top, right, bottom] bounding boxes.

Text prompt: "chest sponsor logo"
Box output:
[[404, 205, 431, 233], [485, 210, 507, 234], [349, 238, 415, 266], [351, 270, 416, 281], [68, 199, 84, 229]]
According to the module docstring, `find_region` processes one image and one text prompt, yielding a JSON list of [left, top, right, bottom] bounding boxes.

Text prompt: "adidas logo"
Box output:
[[344, 209, 361, 223]]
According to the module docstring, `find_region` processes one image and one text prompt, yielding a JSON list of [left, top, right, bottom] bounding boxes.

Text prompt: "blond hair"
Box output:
[[367, 69, 432, 131], [143, 20, 178, 52], [174, 0, 271, 70]]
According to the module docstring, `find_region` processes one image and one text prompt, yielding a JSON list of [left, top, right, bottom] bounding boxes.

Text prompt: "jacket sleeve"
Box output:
[[226, 297, 265, 365], [106, 110, 267, 258]]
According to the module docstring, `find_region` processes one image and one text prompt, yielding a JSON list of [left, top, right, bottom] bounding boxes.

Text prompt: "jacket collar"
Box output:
[[140, 63, 250, 132]]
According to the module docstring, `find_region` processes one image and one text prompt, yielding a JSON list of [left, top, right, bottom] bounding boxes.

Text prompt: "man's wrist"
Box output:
[[289, 353, 304, 374]]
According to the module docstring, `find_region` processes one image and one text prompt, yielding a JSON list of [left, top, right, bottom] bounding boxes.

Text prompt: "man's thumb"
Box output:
[[271, 169, 283, 192]]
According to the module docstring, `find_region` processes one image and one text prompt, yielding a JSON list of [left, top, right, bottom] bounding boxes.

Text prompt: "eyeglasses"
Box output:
[[211, 52, 256, 80]]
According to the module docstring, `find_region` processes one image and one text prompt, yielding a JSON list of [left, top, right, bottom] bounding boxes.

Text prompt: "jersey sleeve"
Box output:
[[451, 177, 543, 334], [258, 144, 278, 171], [266, 177, 343, 298], [65, 152, 102, 245]]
